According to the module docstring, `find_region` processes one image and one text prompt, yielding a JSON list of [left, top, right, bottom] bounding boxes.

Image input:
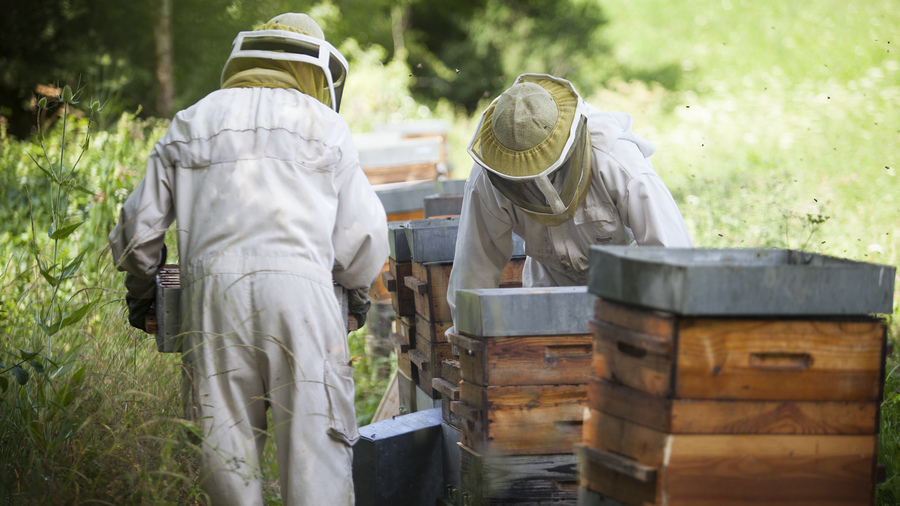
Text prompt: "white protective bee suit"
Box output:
[[447, 75, 692, 329], [108, 14, 388, 506]]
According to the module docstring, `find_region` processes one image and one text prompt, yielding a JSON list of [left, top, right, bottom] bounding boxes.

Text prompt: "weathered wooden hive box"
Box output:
[[450, 286, 595, 504], [396, 216, 526, 401], [374, 179, 465, 304], [577, 246, 896, 506]]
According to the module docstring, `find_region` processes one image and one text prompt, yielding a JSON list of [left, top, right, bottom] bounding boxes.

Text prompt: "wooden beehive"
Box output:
[[578, 246, 895, 506], [449, 287, 595, 456]]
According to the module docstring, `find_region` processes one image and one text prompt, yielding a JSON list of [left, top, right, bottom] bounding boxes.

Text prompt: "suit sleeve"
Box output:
[[330, 135, 390, 291], [108, 141, 175, 299], [447, 167, 517, 329], [599, 143, 693, 248]]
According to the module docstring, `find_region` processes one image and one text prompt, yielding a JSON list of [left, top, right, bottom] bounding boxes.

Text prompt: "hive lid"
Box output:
[[403, 216, 525, 264], [375, 180, 440, 214], [388, 221, 412, 262], [456, 286, 594, 337], [588, 246, 896, 316]]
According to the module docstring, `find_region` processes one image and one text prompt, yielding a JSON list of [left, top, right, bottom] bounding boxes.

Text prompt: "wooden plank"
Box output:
[[587, 377, 879, 435], [459, 333, 592, 387], [582, 410, 670, 467], [594, 298, 676, 337], [459, 443, 578, 505], [499, 257, 526, 288], [676, 319, 886, 402], [416, 317, 453, 344], [394, 316, 416, 346], [390, 333, 413, 378], [363, 162, 439, 186], [411, 262, 454, 322], [587, 378, 674, 434], [458, 382, 587, 455], [661, 434, 877, 505], [577, 445, 657, 483], [575, 444, 656, 506], [432, 377, 459, 401], [441, 358, 461, 385], [440, 395, 462, 429], [397, 368, 416, 415], [581, 409, 878, 505], [388, 258, 416, 317], [592, 320, 673, 397], [415, 332, 454, 396], [386, 209, 425, 223]]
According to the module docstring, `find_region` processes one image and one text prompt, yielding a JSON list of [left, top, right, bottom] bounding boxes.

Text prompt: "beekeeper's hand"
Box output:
[[126, 295, 154, 332], [123, 244, 167, 332], [347, 287, 371, 328]]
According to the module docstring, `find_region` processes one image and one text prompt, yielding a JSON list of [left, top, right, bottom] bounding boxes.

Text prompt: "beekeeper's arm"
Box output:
[[331, 131, 389, 297], [446, 167, 517, 332], [599, 143, 693, 248], [108, 142, 175, 331]]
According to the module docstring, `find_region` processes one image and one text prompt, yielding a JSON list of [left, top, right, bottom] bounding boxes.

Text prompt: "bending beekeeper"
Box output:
[[447, 74, 692, 331], [108, 13, 388, 505]]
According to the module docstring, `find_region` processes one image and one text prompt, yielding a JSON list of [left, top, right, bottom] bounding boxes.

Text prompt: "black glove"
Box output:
[[347, 287, 371, 328], [126, 295, 154, 332], [123, 244, 168, 332]]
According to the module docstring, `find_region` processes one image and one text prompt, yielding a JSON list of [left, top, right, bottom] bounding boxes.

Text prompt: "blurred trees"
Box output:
[[0, 0, 614, 139]]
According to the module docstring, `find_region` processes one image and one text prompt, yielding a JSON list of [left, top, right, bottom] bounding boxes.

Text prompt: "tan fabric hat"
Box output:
[[261, 13, 325, 39], [472, 76, 579, 178]]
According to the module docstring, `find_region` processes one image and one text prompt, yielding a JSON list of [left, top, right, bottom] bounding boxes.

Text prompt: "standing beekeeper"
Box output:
[[108, 13, 388, 505], [447, 74, 692, 330]]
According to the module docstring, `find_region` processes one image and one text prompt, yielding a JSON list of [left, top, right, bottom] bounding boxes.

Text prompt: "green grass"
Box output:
[[1, 1, 899, 503]]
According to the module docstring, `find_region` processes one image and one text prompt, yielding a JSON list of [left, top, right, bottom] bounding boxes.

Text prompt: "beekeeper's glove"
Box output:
[[347, 287, 371, 328]]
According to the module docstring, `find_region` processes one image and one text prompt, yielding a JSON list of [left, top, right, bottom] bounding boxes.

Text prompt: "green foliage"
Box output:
[[879, 354, 900, 503]]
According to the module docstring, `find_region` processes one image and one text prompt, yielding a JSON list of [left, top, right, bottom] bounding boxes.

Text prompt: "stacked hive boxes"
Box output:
[[577, 246, 896, 506], [402, 218, 527, 411], [450, 286, 596, 504]]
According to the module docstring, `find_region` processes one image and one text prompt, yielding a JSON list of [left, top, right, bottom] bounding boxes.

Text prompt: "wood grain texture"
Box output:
[[441, 358, 461, 384], [575, 443, 656, 506], [411, 262, 454, 322], [660, 434, 877, 505], [388, 258, 416, 316], [386, 209, 426, 222], [594, 298, 676, 338], [458, 382, 587, 455], [581, 410, 877, 505], [416, 317, 454, 343], [390, 333, 413, 377], [587, 377, 879, 435], [458, 333, 592, 387], [592, 322, 673, 397], [675, 318, 885, 401], [415, 332, 454, 396], [363, 162, 439, 185]]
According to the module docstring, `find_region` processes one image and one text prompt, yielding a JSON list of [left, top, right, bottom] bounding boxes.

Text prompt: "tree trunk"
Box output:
[[154, 0, 173, 118]]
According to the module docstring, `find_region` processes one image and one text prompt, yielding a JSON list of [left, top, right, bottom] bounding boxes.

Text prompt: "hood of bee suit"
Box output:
[[220, 13, 336, 109]]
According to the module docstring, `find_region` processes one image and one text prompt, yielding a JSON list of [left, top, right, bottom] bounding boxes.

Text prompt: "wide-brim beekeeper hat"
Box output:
[[468, 74, 592, 224], [220, 13, 349, 112]]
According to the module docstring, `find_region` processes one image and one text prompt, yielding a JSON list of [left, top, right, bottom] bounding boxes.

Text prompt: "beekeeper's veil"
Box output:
[[468, 74, 592, 226], [220, 13, 348, 112]]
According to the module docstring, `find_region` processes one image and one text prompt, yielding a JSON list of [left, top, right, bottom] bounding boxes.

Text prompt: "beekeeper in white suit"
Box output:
[[447, 74, 692, 330], [108, 13, 388, 505]]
